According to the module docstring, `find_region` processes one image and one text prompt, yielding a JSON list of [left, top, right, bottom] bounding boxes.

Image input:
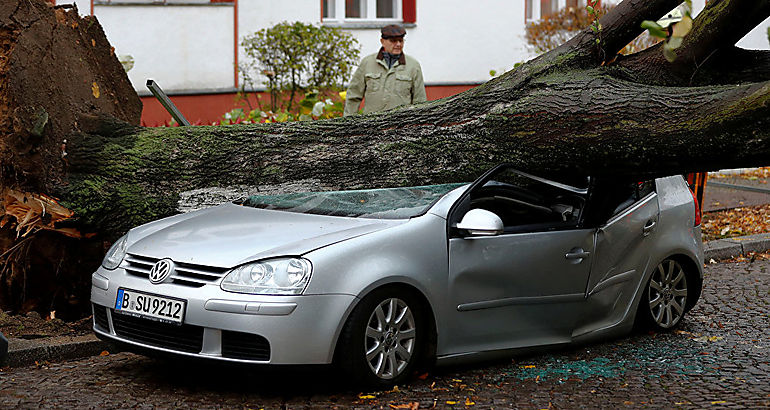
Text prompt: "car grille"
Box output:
[[93, 304, 110, 331], [222, 330, 271, 361], [111, 311, 204, 353], [123, 254, 230, 287]]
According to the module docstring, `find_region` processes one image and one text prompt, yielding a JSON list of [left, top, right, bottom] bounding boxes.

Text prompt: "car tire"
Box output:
[[336, 287, 425, 387], [639, 258, 690, 330]]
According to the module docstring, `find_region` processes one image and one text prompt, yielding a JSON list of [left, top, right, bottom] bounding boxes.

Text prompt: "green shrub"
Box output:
[[240, 22, 360, 113]]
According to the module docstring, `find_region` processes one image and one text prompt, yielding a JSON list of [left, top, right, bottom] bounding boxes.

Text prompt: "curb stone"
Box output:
[[3, 235, 770, 368], [5, 334, 109, 368], [703, 233, 770, 261]]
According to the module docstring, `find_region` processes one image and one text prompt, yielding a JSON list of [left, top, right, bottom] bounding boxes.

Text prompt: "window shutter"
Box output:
[[403, 0, 416, 23]]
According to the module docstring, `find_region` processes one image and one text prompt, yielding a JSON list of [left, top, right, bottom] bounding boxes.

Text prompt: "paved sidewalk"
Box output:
[[703, 171, 770, 212]]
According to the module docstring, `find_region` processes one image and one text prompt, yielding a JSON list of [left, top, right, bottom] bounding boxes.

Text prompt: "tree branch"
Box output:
[[563, 0, 682, 66], [611, 0, 770, 85]]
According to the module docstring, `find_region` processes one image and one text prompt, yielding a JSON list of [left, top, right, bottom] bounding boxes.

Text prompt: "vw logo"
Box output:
[[149, 259, 174, 284]]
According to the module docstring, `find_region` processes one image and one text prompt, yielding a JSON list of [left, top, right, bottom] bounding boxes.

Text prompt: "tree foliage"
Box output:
[[240, 22, 360, 112]]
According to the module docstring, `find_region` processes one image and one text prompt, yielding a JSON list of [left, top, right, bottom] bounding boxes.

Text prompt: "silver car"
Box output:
[[91, 165, 703, 386]]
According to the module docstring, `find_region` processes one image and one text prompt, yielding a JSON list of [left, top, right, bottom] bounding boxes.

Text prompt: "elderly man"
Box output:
[[343, 24, 426, 116]]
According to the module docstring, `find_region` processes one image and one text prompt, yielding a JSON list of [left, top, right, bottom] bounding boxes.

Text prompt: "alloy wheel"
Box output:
[[648, 259, 688, 329], [364, 298, 416, 380]]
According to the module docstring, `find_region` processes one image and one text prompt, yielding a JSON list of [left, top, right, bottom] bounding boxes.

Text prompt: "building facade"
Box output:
[[63, 0, 770, 124]]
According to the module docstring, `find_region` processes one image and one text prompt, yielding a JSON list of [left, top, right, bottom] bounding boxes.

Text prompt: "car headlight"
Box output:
[[221, 258, 312, 295], [102, 234, 128, 270]]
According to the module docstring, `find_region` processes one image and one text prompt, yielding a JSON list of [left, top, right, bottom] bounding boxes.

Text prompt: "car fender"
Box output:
[[302, 213, 449, 354]]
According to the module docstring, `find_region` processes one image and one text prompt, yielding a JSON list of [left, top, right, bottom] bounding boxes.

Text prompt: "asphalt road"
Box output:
[[1, 260, 768, 409]]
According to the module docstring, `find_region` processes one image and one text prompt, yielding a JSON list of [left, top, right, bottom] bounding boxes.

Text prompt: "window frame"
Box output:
[[322, 0, 406, 25], [526, 0, 587, 23], [447, 165, 590, 238]]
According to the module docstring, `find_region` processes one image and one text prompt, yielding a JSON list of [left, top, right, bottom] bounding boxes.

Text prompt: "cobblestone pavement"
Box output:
[[1, 260, 768, 409]]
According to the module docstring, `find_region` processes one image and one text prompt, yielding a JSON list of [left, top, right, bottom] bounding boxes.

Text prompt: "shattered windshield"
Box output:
[[241, 183, 467, 219]]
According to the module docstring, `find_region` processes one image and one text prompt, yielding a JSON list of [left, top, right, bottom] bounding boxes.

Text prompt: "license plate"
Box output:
[[114, 288, 186, 324]]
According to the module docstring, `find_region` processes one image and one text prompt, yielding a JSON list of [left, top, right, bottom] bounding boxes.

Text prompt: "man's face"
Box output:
[[380, 37, 404, 54]]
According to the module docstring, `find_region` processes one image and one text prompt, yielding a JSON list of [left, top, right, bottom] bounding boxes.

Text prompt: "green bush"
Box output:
[[240, 22, 360, 113]]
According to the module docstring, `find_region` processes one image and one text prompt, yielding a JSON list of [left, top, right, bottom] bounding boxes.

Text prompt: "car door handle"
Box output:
[[643, 220, 657, 235], [565, 250, 590, 260]]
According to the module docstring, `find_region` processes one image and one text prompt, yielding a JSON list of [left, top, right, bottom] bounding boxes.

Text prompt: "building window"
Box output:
[[526, 0, 586, 22], [323, 0, 406, 23], [541, 0, 559, 17]]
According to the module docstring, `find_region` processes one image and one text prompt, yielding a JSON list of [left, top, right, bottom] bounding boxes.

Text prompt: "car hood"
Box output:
[[126, 203, 405, 268]]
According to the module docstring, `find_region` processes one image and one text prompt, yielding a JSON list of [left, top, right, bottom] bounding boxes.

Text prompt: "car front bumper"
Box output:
[[90, 266, 357, 365]]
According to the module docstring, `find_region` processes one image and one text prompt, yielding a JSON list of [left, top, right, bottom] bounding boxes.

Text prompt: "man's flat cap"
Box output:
[[381, 24, 406, 38]]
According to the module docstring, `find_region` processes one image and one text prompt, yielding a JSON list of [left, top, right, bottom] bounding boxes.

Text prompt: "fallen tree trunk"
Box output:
[[1, 0, 769, 315]]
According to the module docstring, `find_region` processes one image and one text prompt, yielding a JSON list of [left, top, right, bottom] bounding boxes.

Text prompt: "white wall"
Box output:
[[737, 16, 770, 50], [386, 0, 528, 84], [94, 4, 235, 92]]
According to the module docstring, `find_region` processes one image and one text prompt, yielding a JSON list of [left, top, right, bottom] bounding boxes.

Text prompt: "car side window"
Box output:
[[467, 170, 587, 234], [583, 179, 656, 226]]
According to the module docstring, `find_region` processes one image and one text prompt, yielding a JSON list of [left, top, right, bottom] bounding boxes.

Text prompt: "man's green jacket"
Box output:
[[344, 48, 427, 116]]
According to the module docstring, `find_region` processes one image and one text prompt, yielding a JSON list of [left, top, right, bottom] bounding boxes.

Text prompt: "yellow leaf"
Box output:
[[446, 401, 457, 405], [711, 401, 727, 405], [672, 15, 693, 38], [339, 91, 347, 100], [99, 350, 110, 356], [452, 379, 463, 383], [92, 82, 100, 99], [389, 403, 419, 410], [465, 397, 475, 406], [359, 394, 376, 399], [522, 365, 536, 368]]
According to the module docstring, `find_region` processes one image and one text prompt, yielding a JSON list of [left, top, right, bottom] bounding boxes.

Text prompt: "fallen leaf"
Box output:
[[386, 385, 400, 393], [446, 401, 457, 405], [92, 82, 100, 99], [99, 351, 110, 356], [521, 365, 536, 369], [464, 398, 475, 406], [359, 394, 376, 399], [693, 335, 723, 342], [91, 39, 96, 47], [418, 373, 429, 380], [389, 402, 419, 409], [711, 401, 727, 405]]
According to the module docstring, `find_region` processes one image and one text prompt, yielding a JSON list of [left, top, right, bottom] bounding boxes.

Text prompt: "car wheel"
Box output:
[[337, 288, 424, 387], [641, 258, 689, 330]]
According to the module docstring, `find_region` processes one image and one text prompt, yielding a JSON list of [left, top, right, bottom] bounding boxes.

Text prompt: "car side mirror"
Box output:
[[456, 209, 504, 236]]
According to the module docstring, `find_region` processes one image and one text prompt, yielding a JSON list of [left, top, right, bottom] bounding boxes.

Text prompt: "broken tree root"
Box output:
[[0, 189, 81, 238]]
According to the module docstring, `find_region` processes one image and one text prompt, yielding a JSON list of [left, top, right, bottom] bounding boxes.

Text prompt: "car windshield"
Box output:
[[241, 183, 467, 219]]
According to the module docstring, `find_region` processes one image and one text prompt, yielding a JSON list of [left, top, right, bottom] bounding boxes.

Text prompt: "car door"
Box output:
[[573, 180, 659, 337], [443, 167, 593, 355]]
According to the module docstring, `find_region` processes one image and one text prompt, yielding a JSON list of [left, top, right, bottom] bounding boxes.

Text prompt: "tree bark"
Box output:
[[1, 0, 769, 315]]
